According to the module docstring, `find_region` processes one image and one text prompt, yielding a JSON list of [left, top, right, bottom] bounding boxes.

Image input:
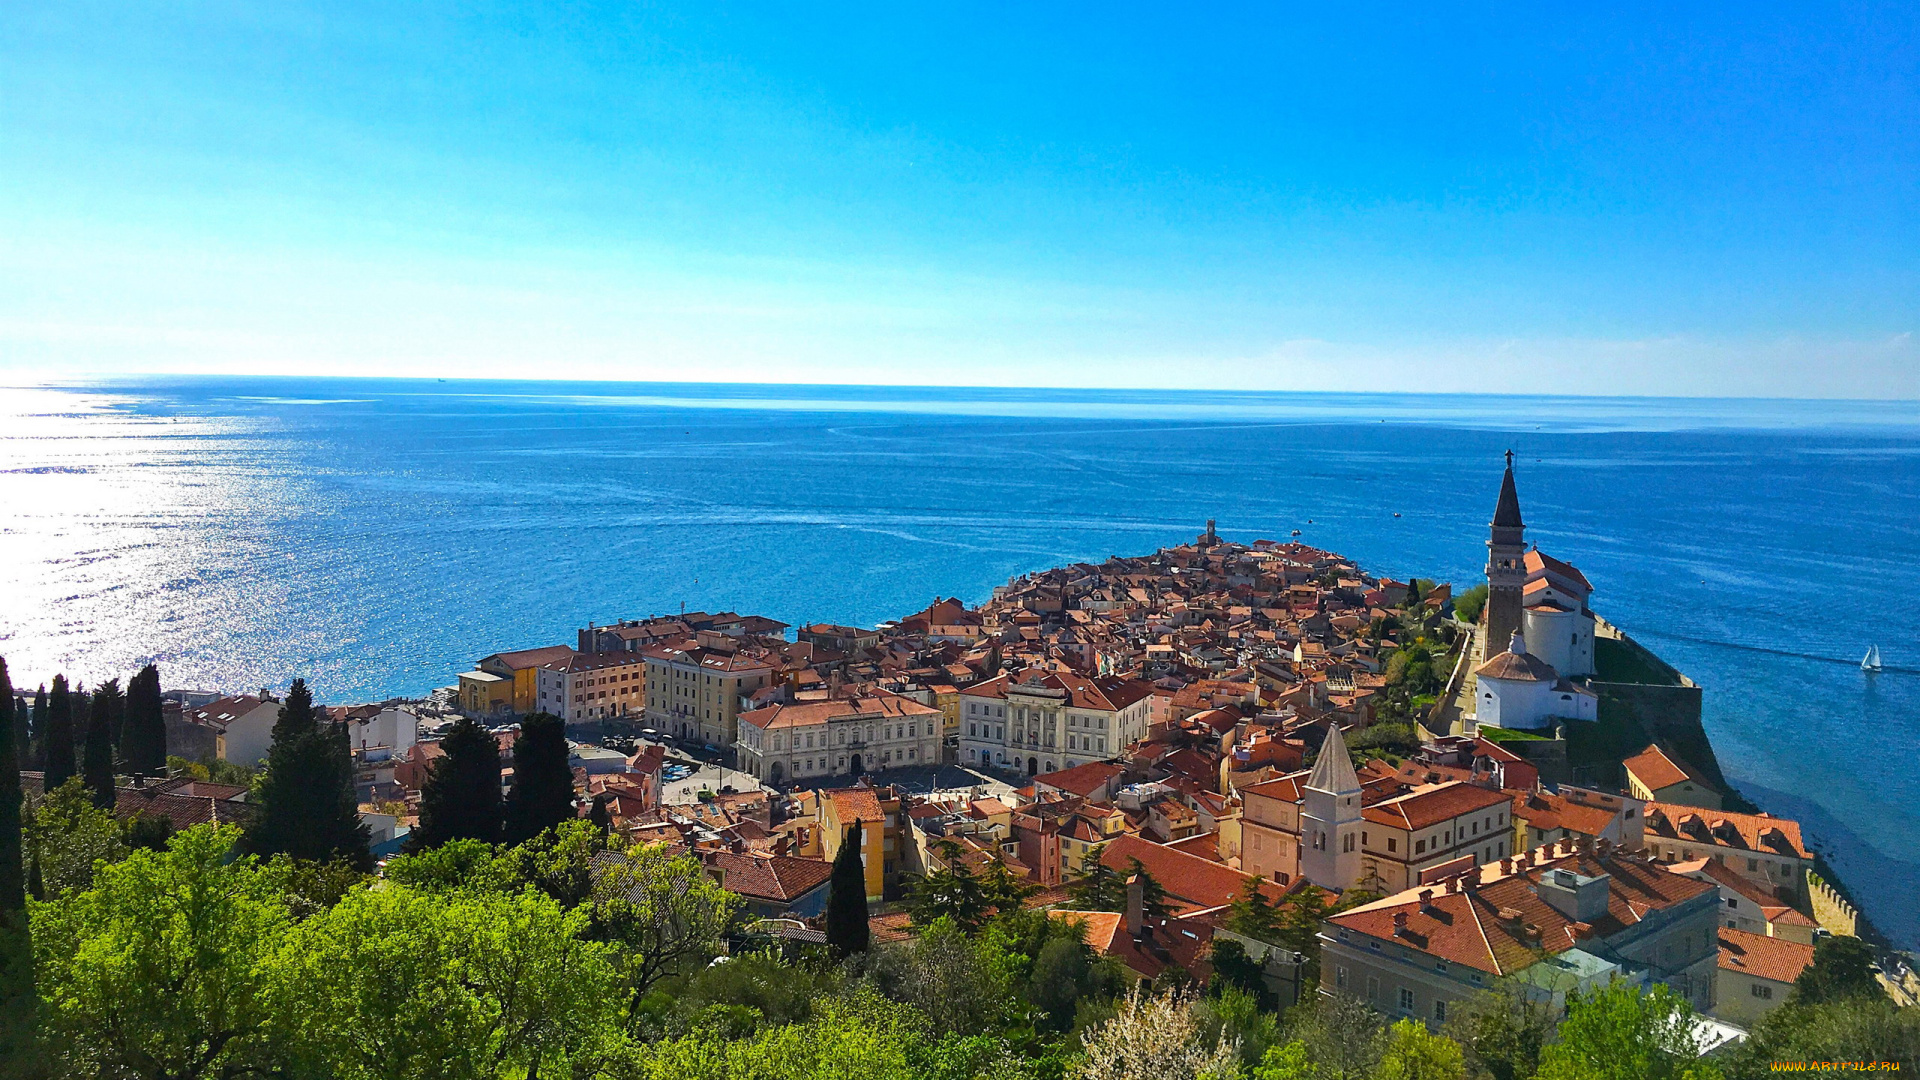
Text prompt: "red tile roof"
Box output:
[[1363, 781, 1511, 831], [706, 852, 833, 903], [1645, 804, 1810, 860], [1098, 834, 1284, 911], [1329, 848, 1714, 975], [1719, 927, 1815, 985], [1624, 745, 1704, 791], [1034, 761, 1125, 799]]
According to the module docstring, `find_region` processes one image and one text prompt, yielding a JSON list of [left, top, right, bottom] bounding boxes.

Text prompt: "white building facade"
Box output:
[[957, 669, 1155, 776]]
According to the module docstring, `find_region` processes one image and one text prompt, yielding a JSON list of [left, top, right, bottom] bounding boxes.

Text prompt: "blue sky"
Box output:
[[2, 2, 1915, 396]]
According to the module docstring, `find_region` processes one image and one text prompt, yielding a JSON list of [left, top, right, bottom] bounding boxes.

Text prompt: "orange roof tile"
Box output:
[[1718, 927, 1815, 985]]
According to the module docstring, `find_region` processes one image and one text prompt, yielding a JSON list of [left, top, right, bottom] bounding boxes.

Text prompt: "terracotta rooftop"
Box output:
[[1623, 744, 1706, 792], [739, 690, 940, 731], [1645, 804, 1810, 860], [1098, 834, 1284, 911], [706, 852, 833, 903], [1363, 780, 1511, 831], [1328, 847, 1714, 976], [1033, 761, 1125, 799], [1719, 927, 1815, 985]]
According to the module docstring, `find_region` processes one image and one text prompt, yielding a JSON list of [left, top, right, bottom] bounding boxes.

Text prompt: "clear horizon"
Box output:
[[3, 4, 1916, 397]]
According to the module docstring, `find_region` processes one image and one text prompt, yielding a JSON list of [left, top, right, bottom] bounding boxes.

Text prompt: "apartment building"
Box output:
[[735, 689, 943, 785], [1642, 803, 1813, 905], [958, 668, 1154, 775], [1320, 842, 1721, 1026], [533, 650, 649, 724], [641, 645, 775, 747]]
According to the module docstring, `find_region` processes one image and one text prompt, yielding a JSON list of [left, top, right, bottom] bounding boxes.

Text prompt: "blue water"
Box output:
[[3, 377, 1918, 945]]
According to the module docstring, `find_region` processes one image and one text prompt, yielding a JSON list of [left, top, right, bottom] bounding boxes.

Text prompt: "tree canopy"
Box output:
[[503, 711, 575, 846], [410, 714, 502, 851], [246, 679, 371, 870]]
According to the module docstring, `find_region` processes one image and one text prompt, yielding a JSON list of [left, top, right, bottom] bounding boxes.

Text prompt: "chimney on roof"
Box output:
[[1418, 888, 1437, 914], [1392, 911, 1410, 937], [1126, 874, 1146, 939]]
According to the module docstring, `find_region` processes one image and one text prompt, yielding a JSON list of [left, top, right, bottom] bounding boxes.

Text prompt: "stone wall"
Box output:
[[1808, 870, 1860, 938]]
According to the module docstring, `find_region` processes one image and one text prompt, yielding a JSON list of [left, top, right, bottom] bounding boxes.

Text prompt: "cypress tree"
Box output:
[[0, 659, 22, 911], [42, 675, 76, 790], [121, 664, 167, 777], [503, 712, 575, 846], [83, 678, 121, 809], [408, 715, 501, 851], [26, 687, 45, 770], [247, 680, 372, 871], [824, 823, 870, 956], [0, 657, 30, 1058], [8, 679, 25, 773]]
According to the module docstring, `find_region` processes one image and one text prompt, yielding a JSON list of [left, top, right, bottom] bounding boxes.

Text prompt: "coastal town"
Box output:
[[14, 457, 1911, 1056]]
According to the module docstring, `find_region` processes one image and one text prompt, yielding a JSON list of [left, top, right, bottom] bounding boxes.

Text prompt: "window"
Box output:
[[1387, 838, 1397, 852], [1415, 839, 1426, 854], [1752, 984, 1773, 1000], [1726, 898, 1738, 909], [1433, 1000, 1447, 1023], [1365, 976, 1379, 1001], [1398, 988, 1415, 1012], [1335, 965, 1348, 989], [1748, 858, 1759, 872]]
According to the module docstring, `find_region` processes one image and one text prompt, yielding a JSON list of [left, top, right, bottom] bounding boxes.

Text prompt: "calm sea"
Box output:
[[3, 377, 1918, 945]]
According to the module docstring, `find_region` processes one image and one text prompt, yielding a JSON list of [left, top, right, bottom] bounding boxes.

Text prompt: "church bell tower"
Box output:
[[1301, 724, 1363, 890], [1483, 450, 1527, 661]]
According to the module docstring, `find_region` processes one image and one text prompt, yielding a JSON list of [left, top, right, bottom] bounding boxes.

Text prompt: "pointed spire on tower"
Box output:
[[1493, 450, 1524, 529], [1307, 724, 1362, 796]]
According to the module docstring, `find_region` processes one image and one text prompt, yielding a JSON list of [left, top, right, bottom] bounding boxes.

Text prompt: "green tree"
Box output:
[[1029, 930, 1118, 1033], [980, 855, 1040, 919], [1453, 584, 1489, 626], [0, 659, 21, 913], [1375, 1017, 1466, 1080], [0, 656, 34, 1066], [1439, 983, 1553, 1080], [25, 777, 127, 898], [905, 841, 992, 931], [1281, 991, 1386, 1080], [503, 712, 575, 846], [7, 668, 26, 772], [1206, 937, 1272, 1011], [1789, 935, 1886, 1006], [23, 685, 44, 770], [1197, 982, 1281, 1065], [83, 677, 122, 809], [1534, 981, 1719, 1080], [32, 825, 289, 1080], [1725, 996, 1920, 1078], [42, 675, 76, 790], [275, 879, 625, 1080], [409, 714, 502, 850], [1251, 1041, 1316, 1080], [121, 664, 167, 777], [247, 680, 372, 870], [1065, 844, 1129, 911], [1126, 859, 1173, 920], [1227, 875, 1280, 941], [567, 829, 741, 1013], [876, 915, 1012, 1037], [825, 823, 870, 958]]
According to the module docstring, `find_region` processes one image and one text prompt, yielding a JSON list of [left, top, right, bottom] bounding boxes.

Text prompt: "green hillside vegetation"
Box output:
[[3, 807, 1914, 1078]]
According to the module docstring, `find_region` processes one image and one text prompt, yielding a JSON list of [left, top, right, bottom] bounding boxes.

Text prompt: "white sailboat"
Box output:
[[1862, 645, 1883, 673]]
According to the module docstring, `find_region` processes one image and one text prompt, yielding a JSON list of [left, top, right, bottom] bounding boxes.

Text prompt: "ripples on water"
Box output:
[[1, 376, 1917, 944]]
